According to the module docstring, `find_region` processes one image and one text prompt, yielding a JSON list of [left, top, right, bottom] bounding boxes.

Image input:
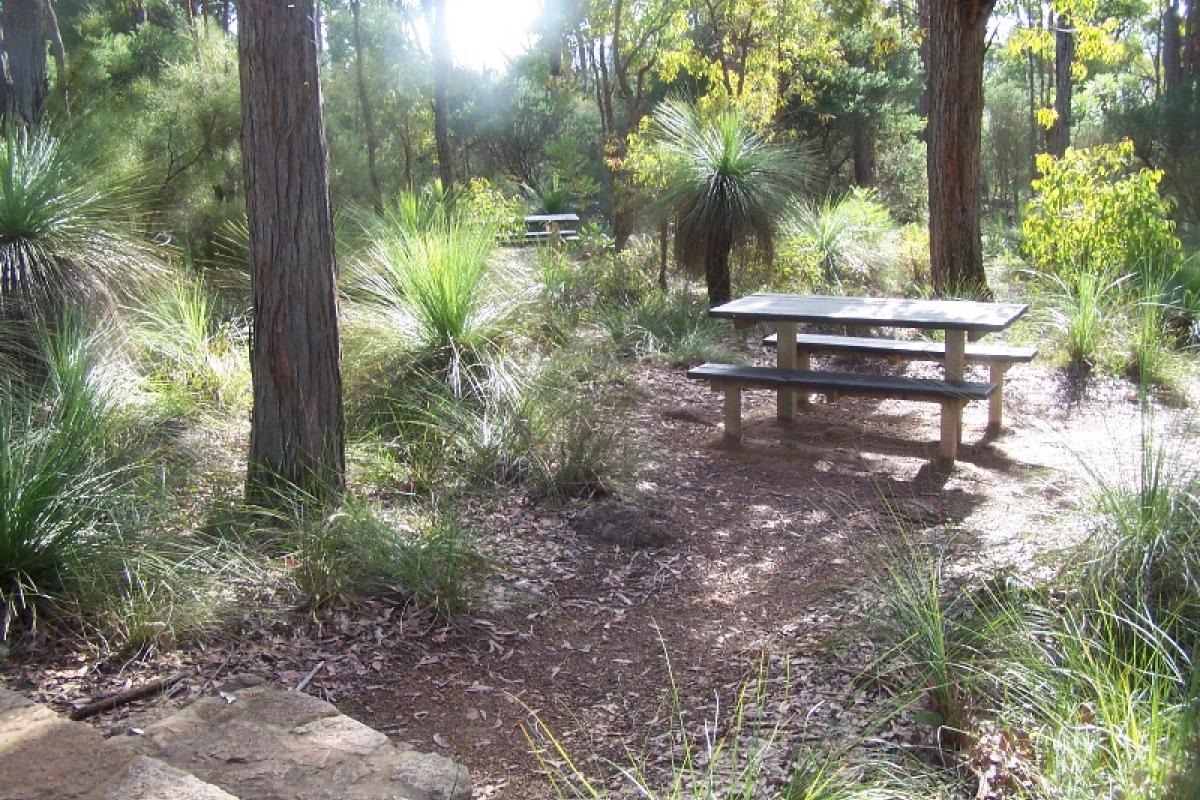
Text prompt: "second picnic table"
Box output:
[[690, 293, 1032, 466]]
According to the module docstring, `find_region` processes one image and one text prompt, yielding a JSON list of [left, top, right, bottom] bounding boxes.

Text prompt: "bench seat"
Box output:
[[687, 363, 994, 402], [761, 332, 1037, 363], [762, 332, 1035, 432], [686, 363, 995, 461]]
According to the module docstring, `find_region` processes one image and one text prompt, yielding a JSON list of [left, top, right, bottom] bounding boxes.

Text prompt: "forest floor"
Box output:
[[3, 351, 1191, 800]]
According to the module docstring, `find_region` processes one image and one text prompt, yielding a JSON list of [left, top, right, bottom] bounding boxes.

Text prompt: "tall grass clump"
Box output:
[[1037, 269, 1123, 371], [0, 130, 162, 320], [598, 289, 736, 367], [785, 189, 899, 294], [343, 209, 521, 386], [129, 273, 249, 414], [277, 495, 485, 615], [0, 321, 135, 637], [525, 652, 931, 800]]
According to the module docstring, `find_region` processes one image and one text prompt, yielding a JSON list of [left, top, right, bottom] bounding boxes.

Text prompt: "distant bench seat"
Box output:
[[686, 363, 996, 454], [762, 332, 1036, 431]]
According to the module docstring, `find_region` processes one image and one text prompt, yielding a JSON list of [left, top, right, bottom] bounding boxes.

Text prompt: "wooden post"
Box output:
[[938, 329, 966, 467], [777, 321, 797, 420], [987, 362, 1007, 433], [723, 387, 742, 442]]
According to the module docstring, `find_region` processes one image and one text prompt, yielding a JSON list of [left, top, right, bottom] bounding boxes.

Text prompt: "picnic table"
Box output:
[[689, 293, 1033, 467], [522, 213, 579, 244]]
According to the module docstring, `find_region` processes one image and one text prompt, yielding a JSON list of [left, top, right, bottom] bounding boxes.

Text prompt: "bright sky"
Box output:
[[443, 0, 544, 72]]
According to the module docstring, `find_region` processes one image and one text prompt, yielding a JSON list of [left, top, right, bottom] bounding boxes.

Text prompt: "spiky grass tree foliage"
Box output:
[[0, 131, 161, 320], [653, 99, 810, 306]]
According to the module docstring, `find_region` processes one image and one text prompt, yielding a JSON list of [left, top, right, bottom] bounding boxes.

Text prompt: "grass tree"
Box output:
[[0, 131, 160, 323], [653, 99, 809, 306]]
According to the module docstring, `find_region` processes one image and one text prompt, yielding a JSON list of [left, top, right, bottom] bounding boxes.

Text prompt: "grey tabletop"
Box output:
[[525, 213, 580, 223], [709, 293, 1028, 333]]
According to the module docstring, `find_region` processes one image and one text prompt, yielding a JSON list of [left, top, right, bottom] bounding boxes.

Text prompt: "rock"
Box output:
[[138, 684, 471, 800], [390, 751, 473, 800], [571, 500, 673, 548], [102, 756, 239, 800]]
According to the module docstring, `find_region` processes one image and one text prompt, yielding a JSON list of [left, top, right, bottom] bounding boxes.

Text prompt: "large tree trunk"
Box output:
[[927, 0, 995, 298], [1165, 0, 1182, 92], [0, 0, 50, 131], [1186, 0, 1200, 80], [1047, 13, 1075, 157], [236, 0, 345, 506], [350, 0, 384, 209], [425, 0, 455, 190]]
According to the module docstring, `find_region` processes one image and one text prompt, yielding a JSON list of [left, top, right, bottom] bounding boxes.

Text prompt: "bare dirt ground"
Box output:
[[3, 353, 1190, 799]]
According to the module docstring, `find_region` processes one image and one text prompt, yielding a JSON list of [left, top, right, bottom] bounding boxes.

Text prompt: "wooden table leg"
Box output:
[[723, 387, 742, 442], [938, 329, 966, 467], [776, 321, 796, 420]]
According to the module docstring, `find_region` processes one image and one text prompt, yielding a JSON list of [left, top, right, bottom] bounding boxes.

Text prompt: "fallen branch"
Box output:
[[68, 674, 184, 721], [295, 660, 325, 693]]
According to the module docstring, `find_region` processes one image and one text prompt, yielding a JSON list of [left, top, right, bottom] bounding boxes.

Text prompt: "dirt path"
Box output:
[[328, 359, 1157, 799], [3, 356, 1180, 800]]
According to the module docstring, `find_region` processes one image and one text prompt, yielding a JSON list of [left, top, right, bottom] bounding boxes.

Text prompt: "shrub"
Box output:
[[1023, 141, 1181, 284]]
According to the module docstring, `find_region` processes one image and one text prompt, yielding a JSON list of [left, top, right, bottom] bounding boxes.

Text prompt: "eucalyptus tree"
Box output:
[[0, 0, 66, 130], [927, 0, 995, 297], [235, 0, 345, 505], [653, 99, 809, 306]]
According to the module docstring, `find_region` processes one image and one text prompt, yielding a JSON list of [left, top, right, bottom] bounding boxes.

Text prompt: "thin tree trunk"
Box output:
[[852, 126, 876, 187], [1047, 14, 1074, 157], [425, 0, 455, 190], [44, 0, 68, 113], [236, 0, 345, 505], [183, 0, 195, 24], [927, 0, 994, 298], [658, 220, 669, 291], [0, 0, 50, 131], [221, 0, 233, 32], [916, 0, 930, 136], [704, 233, 733, 307], [350, 0, 384, 209], [1185, 0, 1200, 79]]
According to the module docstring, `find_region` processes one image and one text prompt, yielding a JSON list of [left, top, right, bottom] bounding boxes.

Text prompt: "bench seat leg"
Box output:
[[988, 363, 1008, 433], [723, 387, 742, 442], [797, 349, 811, 408], [938, 399, 960, 466]]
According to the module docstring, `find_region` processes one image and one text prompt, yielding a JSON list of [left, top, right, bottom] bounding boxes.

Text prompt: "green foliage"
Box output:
[[1023, 141, 1181, 283], [524, 173, 574, 215], [0, 131, 161, 317]]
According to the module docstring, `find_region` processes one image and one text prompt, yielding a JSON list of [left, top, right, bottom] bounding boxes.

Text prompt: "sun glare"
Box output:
[[444, 0, 543, 72]]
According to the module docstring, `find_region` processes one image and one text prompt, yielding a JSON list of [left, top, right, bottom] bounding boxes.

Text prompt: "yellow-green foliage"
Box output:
[[458, 178, 524, 238], [1023, 141, 1180, 281]]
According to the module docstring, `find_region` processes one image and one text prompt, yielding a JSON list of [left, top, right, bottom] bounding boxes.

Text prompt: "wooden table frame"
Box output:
[[710, 294, 1028, 464]]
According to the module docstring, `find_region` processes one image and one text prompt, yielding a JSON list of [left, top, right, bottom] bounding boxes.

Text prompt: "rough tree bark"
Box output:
[[852, 126, 876, 187], [0, 0, 50, 131], [236, 0, 346, 505], [350, 0, 384, 209], [425, 0, 455, 190], [1047, 13, 1075, 157], [1186, 0, 1200, 79], [926, 0, 995, 298]]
